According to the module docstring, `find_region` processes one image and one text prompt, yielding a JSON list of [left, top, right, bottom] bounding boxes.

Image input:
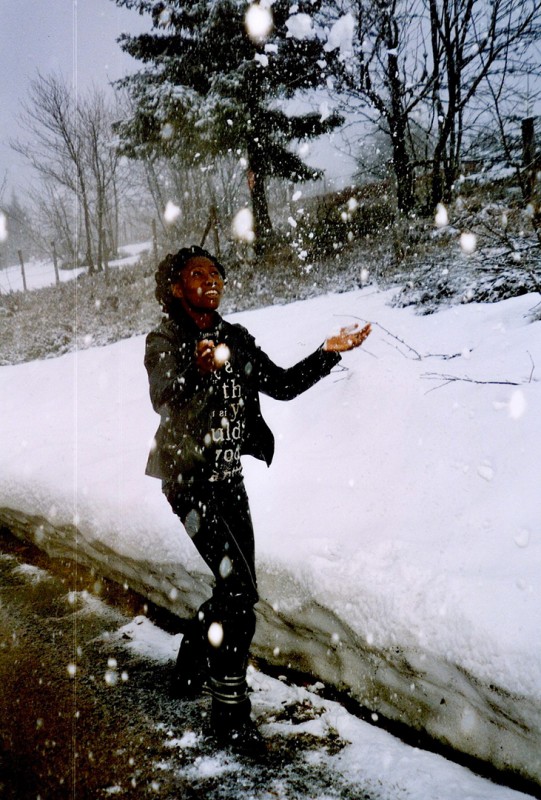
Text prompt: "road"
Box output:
[[0, 533, 369, 800], [1, 530, 536, 800]]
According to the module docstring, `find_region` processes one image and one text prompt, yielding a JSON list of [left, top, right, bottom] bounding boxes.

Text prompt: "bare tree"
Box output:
[[427, 0, 541, 207], [11, 74, 135, 273], [325, 0, 541, 212], [81, 89, 124, 271], [122, 142, 248, 251], [479, 68, 541, 241], [33, 182, 79, 265], [11, 72, 96, 271], [326, 0, 435, 213]]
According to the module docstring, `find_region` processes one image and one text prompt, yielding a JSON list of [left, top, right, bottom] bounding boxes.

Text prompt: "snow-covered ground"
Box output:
[[102, 612, 534, 799], [0, 279, 540, 789], [0, 241, 151, 293]]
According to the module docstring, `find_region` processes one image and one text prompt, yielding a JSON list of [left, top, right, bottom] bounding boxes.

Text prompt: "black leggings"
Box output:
[[163, 476, 258, 683]]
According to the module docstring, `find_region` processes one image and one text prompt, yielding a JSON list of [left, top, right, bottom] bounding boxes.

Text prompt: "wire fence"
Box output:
[[0, 222, 161, 296], [0, 242, 155, 296], [0, 212, 221, 296]]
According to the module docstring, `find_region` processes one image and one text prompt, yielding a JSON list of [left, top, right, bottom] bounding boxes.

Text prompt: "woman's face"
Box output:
[[171, 256, 224, 312]]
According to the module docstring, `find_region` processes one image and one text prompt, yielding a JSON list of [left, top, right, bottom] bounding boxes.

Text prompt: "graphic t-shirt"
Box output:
[[203, 335, 246, 482]]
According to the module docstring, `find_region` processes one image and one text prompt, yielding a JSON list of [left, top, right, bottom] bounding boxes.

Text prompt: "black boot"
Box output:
[[209, 676, 265, 756], [170, 621, 209, 699]]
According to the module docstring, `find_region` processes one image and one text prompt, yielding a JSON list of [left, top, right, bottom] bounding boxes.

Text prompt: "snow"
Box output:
[[232, 207, 255, 243], [286, 13, 316, 41], [0, 280, 540, 788], [0, 259, 86, 293], [245, 4, 273, 43], [106, 609, 531, 799], [0, 212, 8, 242], [324, 13, 356, 57]]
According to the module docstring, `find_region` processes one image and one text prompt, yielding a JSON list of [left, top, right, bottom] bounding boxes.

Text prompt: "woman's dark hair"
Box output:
[[154, 245, 226, 314]]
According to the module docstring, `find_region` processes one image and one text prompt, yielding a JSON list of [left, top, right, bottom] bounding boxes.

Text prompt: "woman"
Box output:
[[144, 245, 371, 753]]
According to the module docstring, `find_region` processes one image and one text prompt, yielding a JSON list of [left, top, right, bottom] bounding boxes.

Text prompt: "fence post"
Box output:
[[152, 219, 158, 268], [51, 241, 60, 285], [17, 250, 27, 292]]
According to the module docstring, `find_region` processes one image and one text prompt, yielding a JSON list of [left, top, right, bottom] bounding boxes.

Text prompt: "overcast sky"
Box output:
[[0, 0, 148, 193], [0, 0, 360, 199]]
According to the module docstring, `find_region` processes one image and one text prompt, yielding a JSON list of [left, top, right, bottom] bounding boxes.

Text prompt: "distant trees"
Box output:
[[131, 147, 251, 249], [81, 88, 125, 267], [426, 0, 541, 208], [477, 39, 541, 239], [11, 73, 127, 271], [324, 0, 541, 213], [112, 0, 343, 251], [6, 2, 540, 275]]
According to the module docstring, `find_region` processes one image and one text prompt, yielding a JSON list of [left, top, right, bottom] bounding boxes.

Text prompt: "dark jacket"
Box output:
[[144, 311, 341, 484]]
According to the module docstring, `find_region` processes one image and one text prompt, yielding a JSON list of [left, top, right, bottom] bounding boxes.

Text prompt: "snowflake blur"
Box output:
[[0, 212, 7, 242], [232, 208, 255, 243], [164, 201, 181, 224], [435, 203, 449, 228], [460, 231, 477, 254], [208, 621, 224, 648], [245, 4, 273, 43]]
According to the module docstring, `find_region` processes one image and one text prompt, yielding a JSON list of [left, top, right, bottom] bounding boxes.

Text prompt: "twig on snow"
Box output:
[[422, 372, 522, 393], [338, 314, 464, 362], [423, 352, 536, 392], [424, 351, 464, 360], [338, 315, 423, 360], [527, 351, 535, 383]]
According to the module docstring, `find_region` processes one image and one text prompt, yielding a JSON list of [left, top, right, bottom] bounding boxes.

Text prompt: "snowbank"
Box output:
[[1, 287, 540, 787]]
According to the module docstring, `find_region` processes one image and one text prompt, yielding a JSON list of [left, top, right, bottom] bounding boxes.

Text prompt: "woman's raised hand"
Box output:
[[324, 323, 372, 352]]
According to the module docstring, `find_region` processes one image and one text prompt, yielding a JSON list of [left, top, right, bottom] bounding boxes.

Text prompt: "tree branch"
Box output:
[[338, 315, 468, 361]]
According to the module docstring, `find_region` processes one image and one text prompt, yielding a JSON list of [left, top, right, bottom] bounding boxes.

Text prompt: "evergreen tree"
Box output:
[[112, 0, 342, 251]]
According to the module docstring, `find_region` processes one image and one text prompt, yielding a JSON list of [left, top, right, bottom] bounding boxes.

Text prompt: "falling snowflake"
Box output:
[[214, 343, 231, 367], [245, 5, 273, 43], [208, 621, 224, 648], [232, 208, 255, 243], [164, 201, 181, 224], [460, 232, 477, 254], [435, 203, 448, 228], [0, 212, 7, 242]]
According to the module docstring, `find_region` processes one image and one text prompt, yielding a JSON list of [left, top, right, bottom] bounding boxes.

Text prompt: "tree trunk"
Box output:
[[111, 177, 119, 255], [386, 46, 415, 214], [246, 146, 273, 254], [522, 117, 537, 202], [389, 117, 415, 213], [430, 117, 452, 209], [79, 178, 95, 273]]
